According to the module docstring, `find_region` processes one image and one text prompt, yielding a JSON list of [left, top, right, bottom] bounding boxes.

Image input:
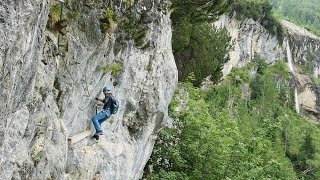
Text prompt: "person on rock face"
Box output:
[[92, 86, 113, 140]]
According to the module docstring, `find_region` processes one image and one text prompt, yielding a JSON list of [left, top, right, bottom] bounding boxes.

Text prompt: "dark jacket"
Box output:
[[103, 94, 113, 110]]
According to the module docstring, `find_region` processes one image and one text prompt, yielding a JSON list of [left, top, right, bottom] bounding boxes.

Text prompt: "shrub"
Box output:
[[171, 0, 234, 87], [174, 23, 230, 87], [99, 64, 123, 75]]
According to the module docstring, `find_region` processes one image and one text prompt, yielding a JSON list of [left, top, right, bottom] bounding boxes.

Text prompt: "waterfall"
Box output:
[[286, 40, 295, 75], [286, 40, 300, 113], [294, 87, 300, 113]]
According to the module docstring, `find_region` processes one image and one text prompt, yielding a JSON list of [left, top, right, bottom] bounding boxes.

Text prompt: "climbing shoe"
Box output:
[[93, 134, 99, 140]]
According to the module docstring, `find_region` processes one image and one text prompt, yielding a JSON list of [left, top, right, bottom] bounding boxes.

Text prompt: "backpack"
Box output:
[[110, 95, 119, 114]]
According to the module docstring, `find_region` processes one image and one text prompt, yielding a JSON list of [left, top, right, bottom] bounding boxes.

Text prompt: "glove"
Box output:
[[95, 97, 99, 100]]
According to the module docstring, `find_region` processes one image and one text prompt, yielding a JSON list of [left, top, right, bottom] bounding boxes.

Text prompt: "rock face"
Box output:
[[214, 14, 285, 76], [215, 14, 320, 120], [282, 20, 320, 77], [283, 20, 320, 120], [0, 0, 178, 179]]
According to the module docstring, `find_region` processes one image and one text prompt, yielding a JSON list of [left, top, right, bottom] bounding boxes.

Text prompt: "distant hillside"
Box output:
[[268, 0, 320, 35]]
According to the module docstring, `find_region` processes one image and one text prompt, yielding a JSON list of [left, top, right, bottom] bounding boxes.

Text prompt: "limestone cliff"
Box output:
[[283, 20, 320, 120], [215, 14, 320, 120], [0, 0, 178, 179], [214, 14, 285, 77]]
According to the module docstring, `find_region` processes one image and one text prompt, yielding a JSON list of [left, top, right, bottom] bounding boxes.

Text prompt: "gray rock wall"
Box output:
[[214, 14, 285, 76], [0, 0, 178, 179], [282, 20, 320, 77], [282, 20, 320, 120]]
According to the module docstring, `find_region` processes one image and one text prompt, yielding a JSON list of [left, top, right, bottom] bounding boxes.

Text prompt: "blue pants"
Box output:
[[92, 109, 111, 134]]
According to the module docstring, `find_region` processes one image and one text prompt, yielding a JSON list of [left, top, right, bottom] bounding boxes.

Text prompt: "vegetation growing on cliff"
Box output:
[[231, 0, 284, 43], [99, 7, 118, 34], [99, 5, 149, 49], [144, 61, 320, 179], [47, 0, 80, 34], [170, 0, 285, 87], [173, 22, 230, 87], [99, 64, 123, 75], [268, 0, 320, 36], [171, 0, 233, 87]]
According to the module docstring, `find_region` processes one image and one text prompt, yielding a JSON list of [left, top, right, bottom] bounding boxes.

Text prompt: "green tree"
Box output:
[[171, 0, 233, 87], [174, 24, 230, 86], [268, 0, 320, 36], [144, 61, 320, 179], [171, 0, 233, 23]]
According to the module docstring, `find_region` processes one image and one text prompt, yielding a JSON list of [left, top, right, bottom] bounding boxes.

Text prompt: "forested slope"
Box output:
[[144, 61, 320, 179], [268, 0, 320, 35]]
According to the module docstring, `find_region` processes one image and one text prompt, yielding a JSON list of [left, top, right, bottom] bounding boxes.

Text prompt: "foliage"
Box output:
[[115, 9, 149, 48], [252, 55, 268, 74], [227, 67, 253, 85], [47, 3, 68, 32], [99, 64, 123, 75], [171, 0, 234, 24], [144, 61, 320, 179], [172, 19, 193, 53], [174, 23, 230, 87], [98, 3, 149, 49], [268, 0, 320, 36], [171, 0, 233, 87], [47, 2, 80, 33], [231, 0, 284, 43], [48, 4, 61, 26], [264, 60, 291, 78], [100, 7, 118, 34], [297, 52, 315, 75], [147, 62, 153, 72]]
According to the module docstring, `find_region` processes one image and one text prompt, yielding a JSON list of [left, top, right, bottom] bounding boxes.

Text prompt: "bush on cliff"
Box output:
[[171, 0, 233, 87]]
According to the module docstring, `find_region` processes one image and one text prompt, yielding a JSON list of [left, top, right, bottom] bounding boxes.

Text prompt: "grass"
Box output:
[[100, 8, 118, 34], [99, 64, 123, 75], [147, 62, 153, 72]]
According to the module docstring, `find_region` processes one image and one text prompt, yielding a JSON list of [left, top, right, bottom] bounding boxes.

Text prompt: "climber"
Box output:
[[92, 86, 113, 140]]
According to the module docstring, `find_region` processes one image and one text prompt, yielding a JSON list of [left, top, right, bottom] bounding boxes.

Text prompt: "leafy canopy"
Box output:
[[144, 60, 320, 179], [268, 0, 320, 36], [171, 0, 233, 87]]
